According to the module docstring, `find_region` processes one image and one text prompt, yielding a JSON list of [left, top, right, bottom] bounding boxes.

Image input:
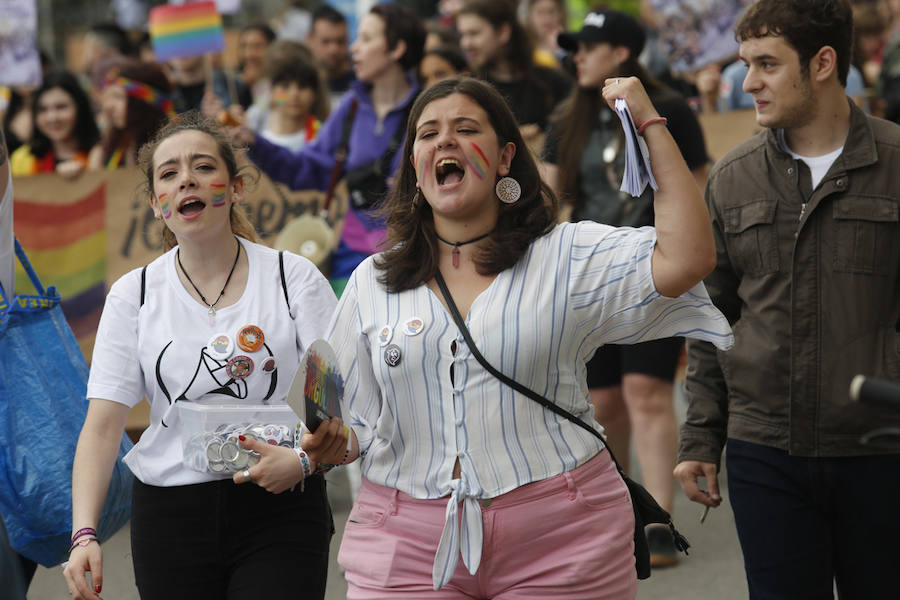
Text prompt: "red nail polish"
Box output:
[[239, 435, 246, 441], [96, 584, 102, 593]]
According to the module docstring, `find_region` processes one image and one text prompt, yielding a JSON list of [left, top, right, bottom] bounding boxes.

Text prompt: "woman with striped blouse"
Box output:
[[304, 76, 733, 599]]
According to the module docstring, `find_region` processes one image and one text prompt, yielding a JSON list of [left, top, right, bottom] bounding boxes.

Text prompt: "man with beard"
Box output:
[[675, 1, 900, 597]]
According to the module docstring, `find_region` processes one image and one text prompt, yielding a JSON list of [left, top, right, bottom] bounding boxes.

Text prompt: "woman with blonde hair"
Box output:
[[64, 112, 342, 600]]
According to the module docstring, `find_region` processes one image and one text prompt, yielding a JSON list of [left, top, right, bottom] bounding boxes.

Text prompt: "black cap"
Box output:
[[557, 10, 646, 59]]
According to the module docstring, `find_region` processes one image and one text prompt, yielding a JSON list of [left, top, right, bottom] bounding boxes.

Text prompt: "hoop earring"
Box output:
[[495, 176, 521, 204]]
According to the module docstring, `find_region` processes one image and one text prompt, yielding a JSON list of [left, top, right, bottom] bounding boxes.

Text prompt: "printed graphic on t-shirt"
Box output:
[[154, 341, 278, 426]]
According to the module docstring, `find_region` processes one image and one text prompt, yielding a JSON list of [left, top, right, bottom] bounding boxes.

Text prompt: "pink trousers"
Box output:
[[338, 451, 638, 599]]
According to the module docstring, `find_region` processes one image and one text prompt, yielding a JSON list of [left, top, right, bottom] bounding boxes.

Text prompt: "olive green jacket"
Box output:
[[680, 100, 900, 466]]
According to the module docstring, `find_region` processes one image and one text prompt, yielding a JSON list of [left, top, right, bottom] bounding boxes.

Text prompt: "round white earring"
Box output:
[[495, 176, 521, 204]]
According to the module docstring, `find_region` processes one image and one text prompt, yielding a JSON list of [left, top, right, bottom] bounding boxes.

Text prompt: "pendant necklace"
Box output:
[[434, 230, 492, 269], [177, 238, 242, 326]]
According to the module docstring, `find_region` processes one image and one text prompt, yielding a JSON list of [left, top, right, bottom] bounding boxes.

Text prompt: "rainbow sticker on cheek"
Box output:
[[159, 193, 172, 219], [466, 142, 489, 180], [210, 183, 227, 207]]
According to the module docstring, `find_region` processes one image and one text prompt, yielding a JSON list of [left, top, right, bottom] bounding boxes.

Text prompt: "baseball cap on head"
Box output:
[[557, 10, 646, 59]]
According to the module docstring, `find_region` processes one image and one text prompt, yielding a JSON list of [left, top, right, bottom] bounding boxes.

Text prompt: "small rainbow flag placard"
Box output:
[[286, 339, 344, 433], [149, 2, 225, 62]]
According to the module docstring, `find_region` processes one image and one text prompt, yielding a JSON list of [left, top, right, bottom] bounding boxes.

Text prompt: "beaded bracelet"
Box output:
[[637, 116, 668, 136], [293, 448, 313, 478], [71, 527, 97, 544]]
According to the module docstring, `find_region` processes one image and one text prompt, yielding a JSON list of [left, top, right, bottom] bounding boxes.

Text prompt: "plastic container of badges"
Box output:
[[178, 402, 301, 475]]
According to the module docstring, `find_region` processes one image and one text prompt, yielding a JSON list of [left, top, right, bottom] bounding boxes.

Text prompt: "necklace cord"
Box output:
[[434, 230, 492, 248], [177, 238, 242, 310]]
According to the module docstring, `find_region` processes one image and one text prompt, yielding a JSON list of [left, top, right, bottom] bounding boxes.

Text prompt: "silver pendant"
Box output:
[[208, 305, 216, 327]]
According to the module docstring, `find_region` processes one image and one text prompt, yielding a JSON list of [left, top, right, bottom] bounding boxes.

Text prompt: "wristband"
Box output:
[[294, 448, 313, 478], [71, 527, 97, 544], [69, 537, 98, 553], [637, 116, 668, 136]]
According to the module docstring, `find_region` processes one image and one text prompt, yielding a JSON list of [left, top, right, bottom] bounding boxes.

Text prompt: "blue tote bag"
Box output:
[[0, 239, 134, 566]]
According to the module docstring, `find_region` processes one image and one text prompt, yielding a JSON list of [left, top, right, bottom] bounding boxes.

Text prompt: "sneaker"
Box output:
[[646, 524, 679, 568]]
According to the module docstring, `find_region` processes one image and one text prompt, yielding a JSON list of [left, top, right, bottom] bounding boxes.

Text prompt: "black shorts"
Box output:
[[586, 337, 684, 389]]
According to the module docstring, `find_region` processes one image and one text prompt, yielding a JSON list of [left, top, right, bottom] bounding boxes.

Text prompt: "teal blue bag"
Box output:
[[0, 239, 134, 566]]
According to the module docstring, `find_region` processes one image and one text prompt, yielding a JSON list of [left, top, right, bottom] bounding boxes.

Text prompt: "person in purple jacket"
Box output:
[[230, 3, 425, 295]]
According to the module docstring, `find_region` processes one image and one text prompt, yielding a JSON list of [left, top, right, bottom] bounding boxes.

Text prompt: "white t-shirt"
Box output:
[[778, 129, 844, 190], [260, 128, 311, 152], [87, 238, 337, 486], [0, 171, 13, 299], [327, 221, 734, 588]]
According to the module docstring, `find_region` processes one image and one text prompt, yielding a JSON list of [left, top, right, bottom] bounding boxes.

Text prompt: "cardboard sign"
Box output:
[[13, 168, 347, 359], [648, 0, 748, 74], [0, 0, 41, 86]]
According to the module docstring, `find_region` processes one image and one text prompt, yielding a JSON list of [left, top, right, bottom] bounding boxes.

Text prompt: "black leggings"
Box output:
[[131, 475, 332, 600]]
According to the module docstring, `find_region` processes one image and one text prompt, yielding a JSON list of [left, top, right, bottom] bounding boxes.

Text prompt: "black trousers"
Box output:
[[131, 475, 332, 600], [726, 438, 900, 600]]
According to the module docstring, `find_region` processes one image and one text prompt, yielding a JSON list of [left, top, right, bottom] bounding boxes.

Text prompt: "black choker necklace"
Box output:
[[177, 238, 242, 326], [435, 230, 492, 269]]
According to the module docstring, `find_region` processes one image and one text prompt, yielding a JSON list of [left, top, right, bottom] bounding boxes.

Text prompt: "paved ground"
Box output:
[[28, 383, 748, 599]]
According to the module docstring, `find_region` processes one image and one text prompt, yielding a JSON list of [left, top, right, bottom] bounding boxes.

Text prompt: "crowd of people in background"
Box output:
[[2, 0, 900, 599]]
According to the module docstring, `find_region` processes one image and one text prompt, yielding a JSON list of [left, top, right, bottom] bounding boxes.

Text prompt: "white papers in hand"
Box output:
[[613, 98, 659, 197]]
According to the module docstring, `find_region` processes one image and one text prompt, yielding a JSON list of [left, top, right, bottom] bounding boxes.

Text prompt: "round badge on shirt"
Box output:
[[384, 344, 402, 367], [403, 317, 425, 336], [378, 325, 393, 346], [237, 325, 265, 353], [226, 355, 254, 380], [206, 333, 234, 360]]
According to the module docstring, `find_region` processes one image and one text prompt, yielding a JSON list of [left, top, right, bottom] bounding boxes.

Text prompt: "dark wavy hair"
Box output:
[[29, 70, 100, 158], [101, 59, 173, 166], [735, 0, 852, 86], [376, 77, 558, 293], [370, 3, 427, 72]]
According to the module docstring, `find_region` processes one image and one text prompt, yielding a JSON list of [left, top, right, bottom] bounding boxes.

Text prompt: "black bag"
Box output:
[[344, 102, 413, 211], [434, 270, 689, 579], [345, 159, 392, 210]]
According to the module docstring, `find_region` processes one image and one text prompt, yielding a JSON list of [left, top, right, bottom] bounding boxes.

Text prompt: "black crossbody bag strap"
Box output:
[[378, 101, 414, 177], [322, 97, 359, 215], [433, 270, 620, 465], [433, 269, 689, 576]]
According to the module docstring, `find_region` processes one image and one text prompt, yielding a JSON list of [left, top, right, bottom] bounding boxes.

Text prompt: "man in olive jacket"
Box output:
[[675, 1, 900, 597]]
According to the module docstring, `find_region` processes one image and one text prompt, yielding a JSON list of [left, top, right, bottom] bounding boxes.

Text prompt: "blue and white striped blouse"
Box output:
[[326, 221, 733, 589]]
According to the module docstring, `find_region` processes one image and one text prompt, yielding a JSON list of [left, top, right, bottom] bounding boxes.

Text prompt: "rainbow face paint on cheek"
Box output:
[[210, 183, 227, 207], [466, 142, 489, 180], [271, 90, 289, 107], [415, 150, 427, 184], [159, 193, 172, 219]]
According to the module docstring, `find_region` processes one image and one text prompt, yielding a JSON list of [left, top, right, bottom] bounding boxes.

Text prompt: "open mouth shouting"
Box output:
[[178, 196, 207, 219], [435, 158, 466, 187]]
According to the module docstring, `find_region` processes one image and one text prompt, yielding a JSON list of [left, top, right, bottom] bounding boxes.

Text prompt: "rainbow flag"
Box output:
[[149, 2, 224, 62], [13, 183, 107, 359]]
